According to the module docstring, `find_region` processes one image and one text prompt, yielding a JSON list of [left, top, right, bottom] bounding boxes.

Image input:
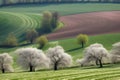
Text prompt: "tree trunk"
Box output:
[[81, 64, 83, 67], [30, 65, 33, 72], [2, 68, 5, 73], [39, 43, 44, 49], [29, 65, 35, 72], [1, 64, 5, 73], [54, 62, 58, 70], [81, 41, 84, 48], [30, 39, 33, 44], [98, 59, 103, 68]]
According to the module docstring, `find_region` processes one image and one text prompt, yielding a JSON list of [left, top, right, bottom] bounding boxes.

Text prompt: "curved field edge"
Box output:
[[47, 11, 120, 40], [0, 11, 63, 44], [0, 11, 42, 43], [0, 3, 120, 16]]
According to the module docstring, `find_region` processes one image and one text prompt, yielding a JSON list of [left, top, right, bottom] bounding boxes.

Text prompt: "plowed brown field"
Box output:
[[47, 11, 120, 40]]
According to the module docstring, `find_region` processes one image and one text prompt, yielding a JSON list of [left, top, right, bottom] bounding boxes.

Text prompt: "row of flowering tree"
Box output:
[[0, 46, 72, 73], [0, 42, 120, 73], [77, 42, 120, 68]]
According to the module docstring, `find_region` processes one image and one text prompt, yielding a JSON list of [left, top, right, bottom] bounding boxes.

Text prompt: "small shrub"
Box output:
[[4, 33, 18, 47], [36, 35, 48, 49], [26, 29, 38, 44], [51, 12, 59, 29], [41, 11, 52, 33], [77, 34, 88, 48]]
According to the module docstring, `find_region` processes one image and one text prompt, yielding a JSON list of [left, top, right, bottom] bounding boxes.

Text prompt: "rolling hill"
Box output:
[[0, 11, 42, 44], [0, 3, 120, 80], [47, 33, 120, 60], [0, 3, 120, 15], [47, 11, 120, 40], [0, 3, 120, 44], [0, 33, 120, 79]]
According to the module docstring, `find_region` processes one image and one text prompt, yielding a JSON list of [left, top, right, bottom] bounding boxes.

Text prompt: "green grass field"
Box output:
[[44, 33, 120, 60], [0, 3, 120, 79], [1, 33, 120, 60], [0, 64, 120, 80], [0, 3, 120, 15], [0, 3, 120, 44], [0, 11, 63, 44], [0, 11, 42, 44], [1, 33, 120, 80], [0, 32, 120, 59]]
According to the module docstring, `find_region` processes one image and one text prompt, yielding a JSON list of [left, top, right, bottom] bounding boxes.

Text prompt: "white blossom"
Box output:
[[46, 46, 72, 70], [77, 43, 109, 67], [15, 47, 49, 72], [0, 53, 14, 73]]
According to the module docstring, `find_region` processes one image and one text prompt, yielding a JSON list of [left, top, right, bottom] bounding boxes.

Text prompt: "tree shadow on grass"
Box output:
[[0, 43, 31, 48], [66, 47, 82, 52], [0, 45, 15, 48], [82, 63, 120, 70], [19, 43, 31, 47]]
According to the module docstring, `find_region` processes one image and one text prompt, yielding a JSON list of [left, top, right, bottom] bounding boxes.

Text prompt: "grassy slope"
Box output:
[[0, 3, 120, 15], [1, 33, 116, 61], [1, 33, 119, 56], [0, 3, 120, 44], [0, 4, 120, 79], [1, 33, 120, 66], [2, 33, 118, 80], [0, 11, 42, 43], [46, 33, 120, 60]]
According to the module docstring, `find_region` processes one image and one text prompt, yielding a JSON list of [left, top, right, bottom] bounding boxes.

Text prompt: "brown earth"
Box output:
[[47, 11, 120, 40]]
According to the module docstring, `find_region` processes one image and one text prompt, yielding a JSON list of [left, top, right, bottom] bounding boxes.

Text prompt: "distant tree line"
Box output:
[[0, 0, 120, 6]]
